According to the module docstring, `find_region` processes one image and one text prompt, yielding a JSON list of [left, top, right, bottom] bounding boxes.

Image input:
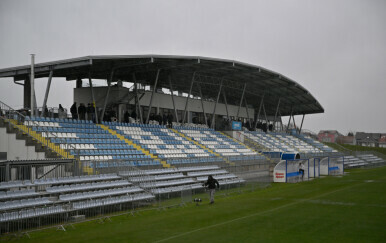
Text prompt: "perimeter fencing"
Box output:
[[0, 158, 270, 236]]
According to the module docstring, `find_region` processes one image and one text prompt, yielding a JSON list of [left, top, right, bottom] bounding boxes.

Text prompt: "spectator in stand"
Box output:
[[70, 102, 78, 119], [86, 103, 94, 121], [78, 103, 86, 120], [156, 113, 162, 125], [124, 110, 130, 123], [58, 104, 66, 119], [162, 113, 167, 126], [131, 110, 137, 120], [167, 113, 173, 128], [43, 106, 49, 117], [149, 113, 155, 122]]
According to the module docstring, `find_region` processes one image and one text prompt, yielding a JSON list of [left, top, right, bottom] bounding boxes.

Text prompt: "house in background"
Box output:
[[378, 135, 386, 148], [318, 130, 342, 143], [355, 132, 386, 147]]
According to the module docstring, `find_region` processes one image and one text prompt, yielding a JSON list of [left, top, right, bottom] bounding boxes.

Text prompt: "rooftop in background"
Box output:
[[0, 55, 324, 116]]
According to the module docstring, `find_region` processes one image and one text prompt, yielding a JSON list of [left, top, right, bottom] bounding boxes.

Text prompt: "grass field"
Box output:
[[12, 166, 386, 243]]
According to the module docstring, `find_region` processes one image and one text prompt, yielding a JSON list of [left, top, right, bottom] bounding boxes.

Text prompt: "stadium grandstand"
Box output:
[[0, 55, 385, 233]]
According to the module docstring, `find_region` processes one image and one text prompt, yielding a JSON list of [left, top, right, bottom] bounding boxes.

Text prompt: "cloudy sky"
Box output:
[[0, 0, 385, 134]]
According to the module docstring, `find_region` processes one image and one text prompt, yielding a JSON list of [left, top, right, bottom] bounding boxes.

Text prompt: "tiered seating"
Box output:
[[270, 133, 322, 154], [106, 122, 216, 163], [294, 133, 335, 153], [0, 206, 65, 222], [46, 180, 131, 193], [245, 131, 328, 154], [336, 154, 385, 168], [119, 165, 245, 195], [0, 189, 38, 200], [23, 117, 151, 161], [0, 197, 52, 210], [72, 193, 154, 210], [177, 127, 262, 161], [0, 173, 154, 223], [244, 131, 295, 152], [59, 187, 143, 201], [339, 155, 366, 168]]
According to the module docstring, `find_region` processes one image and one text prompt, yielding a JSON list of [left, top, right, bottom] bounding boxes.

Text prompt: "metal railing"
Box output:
[[0, 158, 270, 236]]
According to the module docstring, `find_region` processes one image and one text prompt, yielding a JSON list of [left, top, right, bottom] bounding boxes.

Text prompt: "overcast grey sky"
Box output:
[[0, 0, 385, 134]]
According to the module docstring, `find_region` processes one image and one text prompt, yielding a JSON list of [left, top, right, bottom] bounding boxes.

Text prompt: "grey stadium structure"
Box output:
[[0, 55, 384, 233]]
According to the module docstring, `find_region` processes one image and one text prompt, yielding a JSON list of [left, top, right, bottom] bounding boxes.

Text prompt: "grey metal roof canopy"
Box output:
[[0, 55, 324, 116]]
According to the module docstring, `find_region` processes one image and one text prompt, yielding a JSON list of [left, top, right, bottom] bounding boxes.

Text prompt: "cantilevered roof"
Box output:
[[0, 55, 324, 116]]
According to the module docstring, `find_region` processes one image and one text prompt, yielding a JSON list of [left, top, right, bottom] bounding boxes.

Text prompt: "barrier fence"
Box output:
[[0, 158, 270, 236]]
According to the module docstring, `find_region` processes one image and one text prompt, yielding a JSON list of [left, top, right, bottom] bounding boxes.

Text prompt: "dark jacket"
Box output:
[[204, 177, 219, 189], [70, 103, 77, 115]]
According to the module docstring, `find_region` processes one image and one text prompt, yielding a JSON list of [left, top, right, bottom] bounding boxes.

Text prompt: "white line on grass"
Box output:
[[154, 182, 364, 243]]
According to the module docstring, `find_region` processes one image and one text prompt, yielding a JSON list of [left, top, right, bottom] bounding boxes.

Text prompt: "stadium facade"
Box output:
[[0, 55, 384, 233]]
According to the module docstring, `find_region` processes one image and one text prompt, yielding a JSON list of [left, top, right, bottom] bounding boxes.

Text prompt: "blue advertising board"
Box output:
[[232, 121, 242, 130]]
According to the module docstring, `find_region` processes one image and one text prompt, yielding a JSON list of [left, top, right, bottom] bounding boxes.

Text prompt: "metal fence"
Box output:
[[0, 158, 270, 236]]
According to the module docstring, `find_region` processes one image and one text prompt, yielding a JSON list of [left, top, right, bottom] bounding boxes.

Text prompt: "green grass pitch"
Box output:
[[13, 166, 386, 243]]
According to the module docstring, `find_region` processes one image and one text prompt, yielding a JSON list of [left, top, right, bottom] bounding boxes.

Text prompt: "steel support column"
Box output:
[[182, 72, 195, 124], [146, 69, 160, 124], [262, 103, 269, 126], [292, 114, 297, 131], [279, 110, 284, 131], [222, 90, 230, 121], [168, 75, 179, 123], [244, 96, 251, 127], [101, 70, 114, 122], [254, 95, 265, 129], [273, 98, 281, 131], [41, 70, 53, 117], [286, 109, 293, 132], [132, 73, 143, 123], [198, 83, 208, 126], [211, 80, 223, 129], [30, 54, 35, 116], [299, 114, 305, 134], [236, 83, 247, 119], [88, 75, 99, 124]]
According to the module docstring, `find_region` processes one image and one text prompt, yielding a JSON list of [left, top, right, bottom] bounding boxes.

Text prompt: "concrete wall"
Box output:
[[74, 86, 255, 119], [0, 127, 46, 160]]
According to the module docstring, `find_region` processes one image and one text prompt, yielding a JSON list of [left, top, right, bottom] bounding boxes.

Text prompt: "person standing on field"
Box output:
[[204, 175, 220, 204]]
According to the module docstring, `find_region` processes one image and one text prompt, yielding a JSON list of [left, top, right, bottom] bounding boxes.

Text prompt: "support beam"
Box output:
[[30, 54, 35, 116], [182, 72, 195, 124], [222, 89, 230, 121], [41, 70, 53, 117], [254, 95, 265, 129], [101, 70, 114, 122], [198, 83, 208, 126], [299, 114, 305, 134], [146, 69, 160, 124], [132, 73, 143, 123], [279, 111, 284, 131], [244, 96, 251, 128], [23, 77, 31, 109], [168, 75, 179, 123], [211, 80, 223, 129], [286, 109, 293, 132], [236, 83, 247, 119], [292, 114, 297, 131], [88, 75, 99, 124], [262, 103, 269, 126], [273, 98, 281, 131]]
